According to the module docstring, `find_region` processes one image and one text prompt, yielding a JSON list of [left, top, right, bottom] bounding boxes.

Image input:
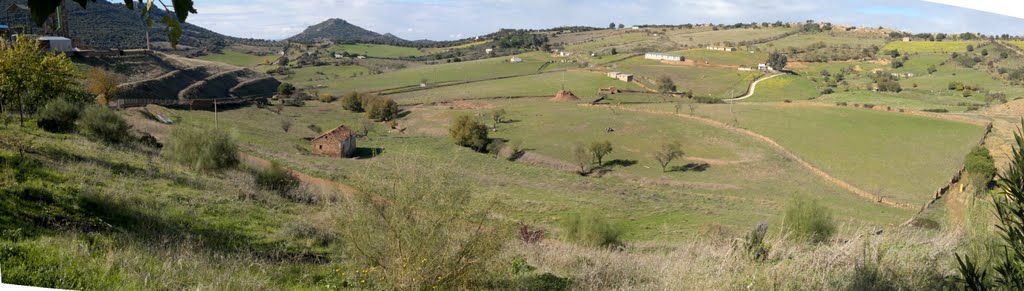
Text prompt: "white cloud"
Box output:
[[186, 0, 1024, 40]]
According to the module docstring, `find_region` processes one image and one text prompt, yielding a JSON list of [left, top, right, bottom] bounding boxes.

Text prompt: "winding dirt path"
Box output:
[[723, 73, 785, 101], [581, 104, 919, 209]]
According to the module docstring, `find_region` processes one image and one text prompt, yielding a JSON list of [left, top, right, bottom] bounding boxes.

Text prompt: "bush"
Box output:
[[737, 223, 771, 261], [449, 115, 489, 151], [921, 108, 949, 113], [562, 213, 624, 248], [277, 82, 296, 96], [36, 99, 80, 133], [964, 146, 996, 193], [79, 106, 130, 144], [254, 161, 300, 196], [341, 92, 364, 112], [85, 68, 126, 103], [317, 93, 336, 103], [339, 162, 507, 289], [782, 197, 835, 243], [165, 127, 239, 171], [365, 96, 400, 121], [693, 96, 725, 104]]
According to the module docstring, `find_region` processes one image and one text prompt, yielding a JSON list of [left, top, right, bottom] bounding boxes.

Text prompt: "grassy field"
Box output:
[[388, 71, 641, 104], [421, 40, 492, 54], [756, 32, 888, 50], [881, 41, 982, 53], [196, 49, 279, 68], [616, 57, 760, 98], [330, 43, 424, 58], [813, 90, 975, 112], [159, 101, 913, 241], [669, 48, 767, 66], [283, 52, 553, 94], [742, 75, 819, 102], [630, 103, 985, 205], [666, 27, 797, 47], [277, 65, 369, 88]]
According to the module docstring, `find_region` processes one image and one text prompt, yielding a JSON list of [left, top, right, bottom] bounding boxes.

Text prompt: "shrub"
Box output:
[[736, 223, 771, 261], [965, 146, 996, 193], [281, 99, 305, 107], [339, 162, 507, 289], [365, 96, 400, 121], [449, 115, 489, 151], [922, 108, 949, 113], [85, 68, 126, 103], [317, 93, 336, 103], [693, 96, 724, 104], [254, 161, 300, 196], [782, 197, 835, 243], [165, 127, 239, 171], [277, 83, 296, 96], [36, 99, 80, 133], [341, 92, 363, 112], [79, 106, 130, 144], [562, 213, 624, 248]]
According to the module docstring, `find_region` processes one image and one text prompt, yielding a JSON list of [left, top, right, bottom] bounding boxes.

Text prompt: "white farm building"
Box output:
[[645, 52, 684, 62]]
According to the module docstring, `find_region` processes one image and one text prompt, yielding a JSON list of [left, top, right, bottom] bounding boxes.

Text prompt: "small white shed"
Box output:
[[38, 36, 72, 53]]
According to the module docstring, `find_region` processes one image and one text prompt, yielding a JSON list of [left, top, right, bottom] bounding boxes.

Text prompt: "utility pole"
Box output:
[[214, 99, 218, 129]]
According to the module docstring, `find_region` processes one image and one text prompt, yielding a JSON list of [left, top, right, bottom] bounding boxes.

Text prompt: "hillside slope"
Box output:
[[0, 0, 225, 49], [287, 18, 406, 44]]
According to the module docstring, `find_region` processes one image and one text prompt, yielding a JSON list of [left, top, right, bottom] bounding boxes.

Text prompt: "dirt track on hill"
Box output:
[[582, 103, 919, 209]]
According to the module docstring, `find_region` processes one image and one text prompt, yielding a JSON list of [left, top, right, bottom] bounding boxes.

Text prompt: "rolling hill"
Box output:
[[287, 18, 407, 44], [0, 0, 226, 49]]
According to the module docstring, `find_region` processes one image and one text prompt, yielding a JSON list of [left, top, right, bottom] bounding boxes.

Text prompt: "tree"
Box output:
[[278, 83, 296, 96], [618, 23, 625, 29], [767, 52, 788, 70], [609, 22, 616, 29], [572, 143, 593, 174], [85, 68, 126, 105], [489, 108, 507, 130], [589, 141, 613, 166], [966, 44, 975, 52], [965, 146, 997, 193], [955, 122, 1024, 289], [365, 96, 400, 121], [652, 142, 683, 172], [27, 0, 196, 48], [0, 36, 80, 125], [341, 92, 364, 112], [449, 115, 489, 151], [656, 76, 676, 93], [610, 48, 618, 55]]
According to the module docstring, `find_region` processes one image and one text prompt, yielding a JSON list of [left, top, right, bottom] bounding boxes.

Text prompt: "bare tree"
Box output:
[[689, 103, 699, 115], [280, 119, 292, 133], [573, 143, 593, 174], [653, 141, 684, 172]]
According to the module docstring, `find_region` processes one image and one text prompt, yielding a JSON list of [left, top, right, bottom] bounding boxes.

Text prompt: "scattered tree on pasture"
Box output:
[[589, 141, 613, 166], [652, 141, 683, 172]]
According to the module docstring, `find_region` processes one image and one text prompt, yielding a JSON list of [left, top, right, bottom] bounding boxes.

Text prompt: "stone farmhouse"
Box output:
[[311, 125, 356, 158], [607, 71, 633, 82]]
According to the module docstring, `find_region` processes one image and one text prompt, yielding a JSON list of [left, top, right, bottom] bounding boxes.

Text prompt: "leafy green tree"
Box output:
[[27, 0, 197, 48], [608, 22, 616, 29], [365, 96, 400, 121], [965, 146, 997, 193], [449, 115, 489, 151], [767, 52, 788, 70], [489, 108, 507, 130], [0, 36, 80, 125], [652, 141, 683, 172], [656, 76, 676, 93], [955, 121, 1024, 289], [589, 141, 613, 165], [341, 92, 364, 112]]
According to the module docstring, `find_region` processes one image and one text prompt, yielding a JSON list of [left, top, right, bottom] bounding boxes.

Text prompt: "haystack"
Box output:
[[551, 90, 579, 102]]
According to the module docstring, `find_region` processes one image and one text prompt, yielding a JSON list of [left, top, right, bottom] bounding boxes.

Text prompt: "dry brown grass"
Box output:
[[512, 225, 960, 290]]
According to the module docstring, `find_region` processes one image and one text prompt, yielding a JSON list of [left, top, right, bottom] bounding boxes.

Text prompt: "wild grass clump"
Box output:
[[164, 127, 239, 171], [36, 99, 80, 133], [736, 223, 771, 261], [254, 161, 300, 196], [562, 213, 624, 248], [339, 157, 508, 289], [79, 105, 130, 144], [782, 197, 835, 243]]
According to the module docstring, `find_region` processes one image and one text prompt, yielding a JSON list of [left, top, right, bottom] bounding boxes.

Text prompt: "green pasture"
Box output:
[[197, 49, 279, 68], [741, 74, 819, 102], [388, 71, 641, 104], [881, 41, 982, 53], [330, 43, 424, 58]]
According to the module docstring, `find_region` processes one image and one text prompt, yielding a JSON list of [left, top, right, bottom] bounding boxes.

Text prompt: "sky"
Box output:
[[185, 0, 1024, 41]]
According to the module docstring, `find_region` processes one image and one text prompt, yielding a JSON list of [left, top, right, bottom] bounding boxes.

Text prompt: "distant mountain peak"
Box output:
[[288, 18, 406, 44]]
